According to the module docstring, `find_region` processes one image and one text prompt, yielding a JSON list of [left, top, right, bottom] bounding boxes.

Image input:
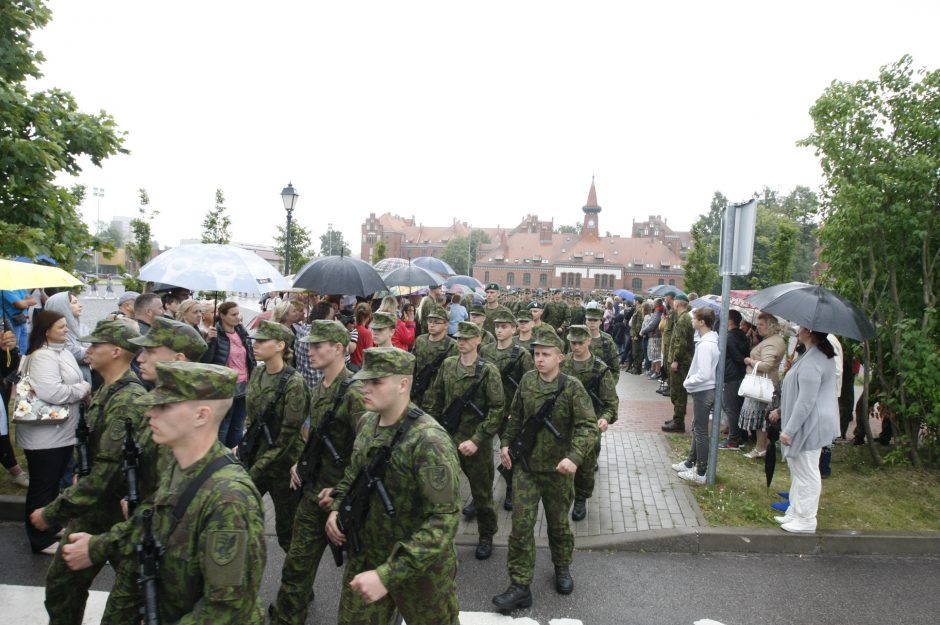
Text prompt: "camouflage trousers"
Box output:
[[574, 433, 603, 501], [670, 363, 690, 423], [271, 486, 331, 625], [630, 336, 643, 371], [458, 437, 498, 538], [100, 557, 143, 625], [255, 470, 299, 552], [337, 548, 459, 625], [508, 469, 575, 585], [46, 515, 120, 625]]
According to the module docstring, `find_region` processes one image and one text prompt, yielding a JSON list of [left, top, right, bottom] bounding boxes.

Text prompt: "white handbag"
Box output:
[[738, 367, 774, 403], [9, 356, 70, 424]]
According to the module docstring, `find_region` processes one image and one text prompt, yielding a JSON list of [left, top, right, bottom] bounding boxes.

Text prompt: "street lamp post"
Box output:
[[280, 182, 299, 275], [328, 223, 333, 256], [92, 187, 104, 276]]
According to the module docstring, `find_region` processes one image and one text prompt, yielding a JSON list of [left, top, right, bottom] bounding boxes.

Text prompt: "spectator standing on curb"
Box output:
[[43, 291, 91, 385], [1, 330, 29, 487], [394, 302, 417, 351], [741, 313, 787, 458], [2, 288, 36, 353], [133, 293, 163, 334], [350, 302, 373, 371], [719, 309, 750, 449]]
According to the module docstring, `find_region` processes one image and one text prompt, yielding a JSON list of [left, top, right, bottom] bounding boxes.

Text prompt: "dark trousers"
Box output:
[[1, 433, 19, 470], [24, 446, 72, 552], [218, 395, 247, 448], [722, 378, 746, 443]]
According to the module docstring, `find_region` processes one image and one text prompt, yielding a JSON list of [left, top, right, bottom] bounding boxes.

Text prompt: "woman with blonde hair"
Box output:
[[741, 312, 788, 458], [175, 299, 204, 331]]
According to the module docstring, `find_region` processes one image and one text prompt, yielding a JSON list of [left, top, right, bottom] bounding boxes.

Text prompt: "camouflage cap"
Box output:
[[584, 307, 604, 320], [371, 311, 397, 330], [352, 347, 416, 380], [300, 319, 350, 346], [515, 308, 533, 322], [135, 361, 236, 406], [250, 319, 294, 347], [129, 316, 208, 362], [527, 300, 543, 310], [485, 282, 501, 292], [491, 309, 516, 325], [566, 324, 592, 342], [469, 305, 486, 316], [531, 326, 564, 350], [454, 321, 483, 339], [425, 303, 448, 320], [80, 319, 141, 353]]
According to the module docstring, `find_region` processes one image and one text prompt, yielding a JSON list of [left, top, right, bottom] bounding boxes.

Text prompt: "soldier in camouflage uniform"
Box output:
[[32, 320, 145, 625], [271, 320, 367, 625], [325, 348, 461, 625], [529, 299, 546, 331], [62, 362, 266, 624], [418, 284, 445, 335], [561, 325, 618, 522], [493, 331, 597, 611], [482, 282, 513, 336], [468, 304, 497, 346], [541, 290, 570, 336], [481, 309, 534, 511], [514, 307, 536, 355], [659, 294, 677, 391], [568, 293, 586, 326], [243, 320, 308, 551], [584, 305, 620, 371], [427, 321, 504, 559], [629, 297, 646, 374], [370, 311, 396, 348], [663, 295, 695, 432], [411, 303, 457, 409]]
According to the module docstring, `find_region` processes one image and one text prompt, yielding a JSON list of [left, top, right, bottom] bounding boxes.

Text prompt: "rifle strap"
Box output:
[[168, 453, 238, 538], [502, 345, 522, 381], [96, 375, 145, 423], [251, 366, 296, 428]]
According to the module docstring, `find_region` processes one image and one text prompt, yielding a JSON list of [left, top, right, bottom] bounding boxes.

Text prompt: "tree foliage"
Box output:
[[274, 220, 314, 274], [371, 240, 388, 264], [441, 230, 492, 276], [201, 188, 231, 245], [319, 229, 350, 257], [0, 1, 126, 269], [555, 223, 582, 235], [800, 55, 940, 465], [127, 189, 158, 271]]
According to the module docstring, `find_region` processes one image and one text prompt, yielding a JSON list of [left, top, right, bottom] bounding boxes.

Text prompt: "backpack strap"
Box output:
[[169, 453, 239, 537]]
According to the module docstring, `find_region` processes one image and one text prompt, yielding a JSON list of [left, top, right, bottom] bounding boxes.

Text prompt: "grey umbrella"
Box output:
[[413, 256, 456, 275], [382, 265, 444, 288], [747, 282, 875, 341], [292, 254, 387, 296]]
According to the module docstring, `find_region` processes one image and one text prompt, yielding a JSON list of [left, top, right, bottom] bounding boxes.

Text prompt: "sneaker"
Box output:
[[743, 449, 767, 459], [38, 543, 59, 556], [773, 515, 794, 524], [678, 468, 706, 485], [780, 519, 816, 533], [718, 440, 741, 450], [12, 472, 29, 488], [671, 460, 692, 472]]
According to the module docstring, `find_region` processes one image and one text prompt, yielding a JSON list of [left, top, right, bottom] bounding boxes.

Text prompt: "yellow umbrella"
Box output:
[[0, 259, 84, 291]]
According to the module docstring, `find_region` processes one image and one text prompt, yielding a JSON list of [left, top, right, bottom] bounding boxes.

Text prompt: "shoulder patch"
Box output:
[[206, 529, 247, 587], [209, 530, 243, 566], [109, 417, 126, 441], [420, 464, 455, 505]]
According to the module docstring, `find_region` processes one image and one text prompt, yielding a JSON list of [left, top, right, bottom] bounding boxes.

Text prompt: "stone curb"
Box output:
[[0, 495, 25, 522]]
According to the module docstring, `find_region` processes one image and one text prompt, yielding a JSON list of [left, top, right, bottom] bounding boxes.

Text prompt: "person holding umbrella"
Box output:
[[768, 327, 840, 533]]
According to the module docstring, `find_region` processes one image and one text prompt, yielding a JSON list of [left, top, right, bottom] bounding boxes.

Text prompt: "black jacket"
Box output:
[[203, 322, 257, 372], [725, 327, 750, 382]]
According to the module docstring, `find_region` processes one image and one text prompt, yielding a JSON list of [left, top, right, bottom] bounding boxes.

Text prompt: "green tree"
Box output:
[[319, 229, 350, 257], [371, 240, 388, 264], [800, 55, 940, 465], [96, 220, 125, 248], [274, 220, 314, 274], [440, 230, 491, 276], [683, 221, 720, 294], [0, 1, 126, 269], [555, 223, 582, 235], [201, 188, 231, 244], [127, 189, 158, 271]]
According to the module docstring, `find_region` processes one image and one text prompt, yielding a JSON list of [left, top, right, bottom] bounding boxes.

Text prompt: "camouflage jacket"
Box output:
[[589, 331, 620, 372], [541, 301, 570, 332], [669, 310, 695, 367], [569, 306, 586, 326], [412, 334, 457, 406], [331, 406, 460, 594], [91, 442, 266, 625], [480, 342, 534, 412], [43, 368, 147, 528], [662, 308, 677, 362], [630, 307, 644, 338], [561, 355, 618, 424], [514, 334, 535, 356], [481, 329, 496, 347], [427, 356, 504, 445], [244, 365, 307, 483], [482, 304, 513, 336], [502, 370, 597, 472], [304, 367, 366, 492]]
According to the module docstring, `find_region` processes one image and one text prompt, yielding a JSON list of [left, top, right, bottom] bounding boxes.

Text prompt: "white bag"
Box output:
[[9, 356, 70, 424], [738, 367, 774, 403]]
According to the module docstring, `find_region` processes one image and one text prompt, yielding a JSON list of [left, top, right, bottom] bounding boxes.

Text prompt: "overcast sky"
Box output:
[[32, 1, 940, 257]]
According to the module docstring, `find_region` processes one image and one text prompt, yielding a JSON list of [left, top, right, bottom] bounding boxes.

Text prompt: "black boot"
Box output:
[[475, 536, 493, 560], [819, 446, 832, 479], [661, 420, 685, 433], [571, 499, 587, 521], [462, 503, 477, 518], [554, 566, 574, 595], [492, 584, 532, 612], [503, 484, 513, 511]]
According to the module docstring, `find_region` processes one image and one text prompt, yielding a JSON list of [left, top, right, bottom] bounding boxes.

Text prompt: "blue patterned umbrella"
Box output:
[[413, 256, 456, 275], [373, 257, 410, 273], [138, 244, 289, 295]]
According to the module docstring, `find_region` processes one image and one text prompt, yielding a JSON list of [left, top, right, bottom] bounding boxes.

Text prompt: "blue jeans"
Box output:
[[218, 395, 247, 448]]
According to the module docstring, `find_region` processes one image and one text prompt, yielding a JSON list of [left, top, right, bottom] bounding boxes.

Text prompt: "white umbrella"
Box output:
[[139, 244, 289, 295]]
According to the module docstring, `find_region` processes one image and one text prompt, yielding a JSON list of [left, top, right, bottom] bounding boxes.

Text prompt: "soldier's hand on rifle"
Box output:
[[597, 418, 609, 433], [120, 498, 129, 520], [500, 446, 512, 470], [289, 463, 301, 490], [62, 533, 93, 571], [318, 488, 334, 510], [350, 570, 388, 604], [29, 508, 49, 531], [556, 458, 577, 475], [325, 511, 346, 546], [457, 440, 478, 457]]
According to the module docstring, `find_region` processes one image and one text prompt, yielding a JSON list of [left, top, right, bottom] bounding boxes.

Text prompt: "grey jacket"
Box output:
[[15, 344, 90, 450], [780, 346, 840, 459]]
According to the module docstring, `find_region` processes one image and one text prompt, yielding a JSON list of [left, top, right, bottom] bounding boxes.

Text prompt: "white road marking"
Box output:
[[694, 620, 728, 625]]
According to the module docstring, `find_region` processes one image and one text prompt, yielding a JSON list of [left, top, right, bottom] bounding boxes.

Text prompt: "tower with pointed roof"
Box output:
[[582, 176, 601, 238]]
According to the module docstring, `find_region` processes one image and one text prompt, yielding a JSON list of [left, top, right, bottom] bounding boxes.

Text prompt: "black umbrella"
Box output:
[[765, 422, 780, 487], [292, 254, 387, 296], [382, 265, 444, 288], [747, 282, 875, 341]]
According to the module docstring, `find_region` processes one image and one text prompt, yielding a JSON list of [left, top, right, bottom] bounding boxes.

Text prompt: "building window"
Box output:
[[507, 272, 515, 285], [632, 277, 642, 291], [594, 275, 600, 288], [523, 273, 531, 285], [484, 271, 490, 282], [539, 273, 547, 286], [575, 274, 581, 287], [658, 278, 665, 286], [669, 279, 676, 286]]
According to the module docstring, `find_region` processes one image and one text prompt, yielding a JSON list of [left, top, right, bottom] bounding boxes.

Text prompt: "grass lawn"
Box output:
[[665, 434, 940, 532]]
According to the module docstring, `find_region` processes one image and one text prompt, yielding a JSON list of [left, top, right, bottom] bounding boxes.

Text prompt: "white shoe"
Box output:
[[678, 468, 705, 485], [671, 461, 691, 472], [11, 472, 29, 488], [38, 543, 59, 556], [773, 515, 794, 524], [780, 520, 816, 533]]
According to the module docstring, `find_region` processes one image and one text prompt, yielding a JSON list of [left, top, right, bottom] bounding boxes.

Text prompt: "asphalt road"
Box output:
[[1, 523, 936, 625]]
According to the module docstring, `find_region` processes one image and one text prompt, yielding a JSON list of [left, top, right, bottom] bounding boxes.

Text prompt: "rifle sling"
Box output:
[[445, 359, 486, 418], [169, 453, 239, 538], [416, 339, 453, 388], [301, 377, 356, 473]]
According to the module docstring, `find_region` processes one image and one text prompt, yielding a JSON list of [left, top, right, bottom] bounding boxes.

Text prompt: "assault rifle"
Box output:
[[122, 418, 142, 516], [237, 368, 293, 468], [137, 508, 162, 625], [499, 346, 523, 391], [410, 342, 452, 400], [297, 380, 354, 488], [507, 375, 566, 472], [583, 359, 606, 414], [75, 404, 92, 477], [438, 360, 485, 435], [330, 409, 420, 566]]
